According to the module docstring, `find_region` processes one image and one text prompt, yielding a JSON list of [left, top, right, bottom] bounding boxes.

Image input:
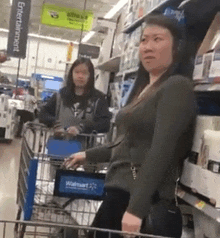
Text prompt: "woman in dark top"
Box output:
[[64, 15, 196, 237], [39, 58, 111, 136]]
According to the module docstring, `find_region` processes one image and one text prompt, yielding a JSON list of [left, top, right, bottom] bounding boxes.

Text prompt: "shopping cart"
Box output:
[[0, 220, 170, 238], [15, 122, 108, 238]]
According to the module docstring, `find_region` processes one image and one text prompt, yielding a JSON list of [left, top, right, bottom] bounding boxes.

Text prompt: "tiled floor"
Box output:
[[0, 138, 195, 238], [0, 138, 21, 237]]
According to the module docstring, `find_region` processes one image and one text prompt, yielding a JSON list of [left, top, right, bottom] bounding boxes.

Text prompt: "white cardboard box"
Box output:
[[181, 159, 220, 207], [0, 110, 7, 127], [209, 49, 220, 79]]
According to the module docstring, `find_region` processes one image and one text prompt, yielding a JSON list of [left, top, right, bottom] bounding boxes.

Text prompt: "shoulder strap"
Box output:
[[55, 92, 61, 120]]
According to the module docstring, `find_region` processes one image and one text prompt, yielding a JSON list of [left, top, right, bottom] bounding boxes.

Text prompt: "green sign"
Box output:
[[41, 4, 93, 31]]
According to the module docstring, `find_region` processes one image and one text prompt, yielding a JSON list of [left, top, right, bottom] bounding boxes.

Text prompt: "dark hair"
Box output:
[[66, 57, 95, 94], [60, 58, 95, 106], [126, 14, 194, 105]]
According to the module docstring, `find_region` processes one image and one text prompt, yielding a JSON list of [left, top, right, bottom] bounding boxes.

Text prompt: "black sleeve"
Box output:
[[81, 96, 112, 133], [38, 93, 57, 127], [127, 77, 195, 219]]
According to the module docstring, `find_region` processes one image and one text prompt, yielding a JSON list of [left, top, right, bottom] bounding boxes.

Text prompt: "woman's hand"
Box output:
[[63, 152, 86, 169], [67, 126, 80, 136], [122, 211, 142, 236]]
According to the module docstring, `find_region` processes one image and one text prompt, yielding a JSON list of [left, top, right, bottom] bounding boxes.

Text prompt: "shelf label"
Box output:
[[195, 201, 206, 210], [41, 4, 93, 31]]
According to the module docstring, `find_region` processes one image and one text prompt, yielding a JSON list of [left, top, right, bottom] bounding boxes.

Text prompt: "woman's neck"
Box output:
[[149, 69, 167, 84], [75, 87, 85, 96]]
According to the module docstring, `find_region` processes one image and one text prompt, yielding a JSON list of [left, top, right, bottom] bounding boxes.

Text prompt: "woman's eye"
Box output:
[[141, 38, 146, 42], [155, 37, 162, 42]]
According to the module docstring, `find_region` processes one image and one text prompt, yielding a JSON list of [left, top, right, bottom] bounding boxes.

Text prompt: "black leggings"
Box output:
[[89, 189, 182, 238]]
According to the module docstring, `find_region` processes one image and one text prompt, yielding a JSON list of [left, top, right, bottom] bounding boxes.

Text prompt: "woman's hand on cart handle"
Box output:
[[63, 152, 86, 169], [67, 126, 80, 136], [122, 211, 142, 237]]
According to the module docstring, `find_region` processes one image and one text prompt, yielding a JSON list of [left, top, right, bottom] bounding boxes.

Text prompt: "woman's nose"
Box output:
[[142, 40, 154, 51]]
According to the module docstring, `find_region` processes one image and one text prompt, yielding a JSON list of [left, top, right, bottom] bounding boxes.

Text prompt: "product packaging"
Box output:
[[209, 49, 220, 81]]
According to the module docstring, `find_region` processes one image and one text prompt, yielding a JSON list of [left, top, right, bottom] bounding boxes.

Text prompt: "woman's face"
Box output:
[[139, 25, 174, 74], [72, 63, 90, 88]]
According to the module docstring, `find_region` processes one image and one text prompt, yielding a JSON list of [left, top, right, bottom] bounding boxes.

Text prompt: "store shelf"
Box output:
[[123, 0, 182, 34], [116, 67, 139, 77], [194, 84, 220, 92], [177, 187, 220, 222], [96, 56, 121, 72]]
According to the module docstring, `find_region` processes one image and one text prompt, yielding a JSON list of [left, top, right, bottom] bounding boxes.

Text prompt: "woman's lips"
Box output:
[[144, 56, 156, 59]]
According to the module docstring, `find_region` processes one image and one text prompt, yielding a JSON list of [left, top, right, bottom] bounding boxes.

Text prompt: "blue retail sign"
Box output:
[[163, 7, 186, 25]]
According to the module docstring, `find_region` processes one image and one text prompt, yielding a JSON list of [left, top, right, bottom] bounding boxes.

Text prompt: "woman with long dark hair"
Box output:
[[39, 58, 111, 136], [64, 14, 196, 237]]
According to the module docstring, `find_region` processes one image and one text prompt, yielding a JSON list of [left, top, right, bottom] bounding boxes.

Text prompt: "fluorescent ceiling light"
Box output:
[[10, 0, 13, 5], [104, 0, 128, 19], [82, 0, 128, 43], [0, 28, 79, 44], [42, 75, 55, 79], [82, 31, 96, 43]]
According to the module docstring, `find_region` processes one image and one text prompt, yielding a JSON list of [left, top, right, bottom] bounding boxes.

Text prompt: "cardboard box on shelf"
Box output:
[[181, 159, 220, 207], [209, 49, 220, 80], [193, 55, 204, 81], [0, 111, 7, 127], [202, 52, 215, 81], [0, 95, 10, 111]]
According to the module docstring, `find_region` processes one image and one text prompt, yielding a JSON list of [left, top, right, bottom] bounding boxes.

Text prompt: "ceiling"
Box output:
[[0, 0, 120, 45]]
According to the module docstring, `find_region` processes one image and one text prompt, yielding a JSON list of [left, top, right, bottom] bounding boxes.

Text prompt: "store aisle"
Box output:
[[0, 139, 21, 221]]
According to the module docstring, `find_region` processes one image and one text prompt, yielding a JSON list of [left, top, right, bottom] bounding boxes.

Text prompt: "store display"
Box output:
[[0, 95, 18, 140], [193, 55, 204, 81], [197, 130, 220, 169], [209, 49, 220, 81]]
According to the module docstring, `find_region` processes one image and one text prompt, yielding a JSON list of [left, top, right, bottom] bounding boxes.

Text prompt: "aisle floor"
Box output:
[[0, 138, 21, 237], [0, 138, 194, 238]]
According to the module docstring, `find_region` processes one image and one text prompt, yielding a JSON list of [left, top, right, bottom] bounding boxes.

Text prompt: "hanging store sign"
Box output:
[[41, 4, 94, 31], [67, 42, 74, 62], [7, 0, 31, 59], [78, 44, 100, 59]]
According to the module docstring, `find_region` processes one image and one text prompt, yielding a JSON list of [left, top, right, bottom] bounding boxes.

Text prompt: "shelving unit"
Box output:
[[116, 67, 139, 77], [177, 187, 220, 222], [194, 83, 220, 92], [96, 55, 121, 72], [123, 0, 183, 34]]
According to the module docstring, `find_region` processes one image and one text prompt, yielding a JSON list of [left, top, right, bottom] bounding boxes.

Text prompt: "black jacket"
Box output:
[[39, 87, 111, 134]]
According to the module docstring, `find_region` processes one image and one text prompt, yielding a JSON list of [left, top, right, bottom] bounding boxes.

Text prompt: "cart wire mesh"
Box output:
[[16, 122, 108, 229], [0, 220, 172, 238]]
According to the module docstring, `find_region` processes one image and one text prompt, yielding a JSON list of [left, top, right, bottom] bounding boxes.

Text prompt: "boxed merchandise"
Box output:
[[0, 95, 10, 111], [110, 82, 122, 109], [193, 55, 204, 81], [181, 159, 220, 207], [133, 0, 140, 21], [119, 54, 125, 72], [202, 51, 214, 81], [131, 47, 139, 68], [198, 130, 220, 168], [0, 111, 7, 127], [120, 78, 135, 107], [124, 12, 134, 28], [191, 116, 220, 154], [209, 49, 220, 80]]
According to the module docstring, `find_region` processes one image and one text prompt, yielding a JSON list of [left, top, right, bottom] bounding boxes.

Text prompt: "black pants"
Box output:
[[16, 110, 34, 137], [89, 189, 182, 238]]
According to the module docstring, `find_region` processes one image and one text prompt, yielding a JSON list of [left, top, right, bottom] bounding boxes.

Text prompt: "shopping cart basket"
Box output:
[[16, 122, 108, 236], [0, 220, 171, 238]]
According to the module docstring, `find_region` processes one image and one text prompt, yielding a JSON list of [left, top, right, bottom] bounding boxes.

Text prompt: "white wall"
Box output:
[[0, 31, 79, 81], [0, 31, 109, 94]]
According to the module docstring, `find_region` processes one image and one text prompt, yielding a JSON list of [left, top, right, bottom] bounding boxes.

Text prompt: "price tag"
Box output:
[[195, 201, 206, 210]]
